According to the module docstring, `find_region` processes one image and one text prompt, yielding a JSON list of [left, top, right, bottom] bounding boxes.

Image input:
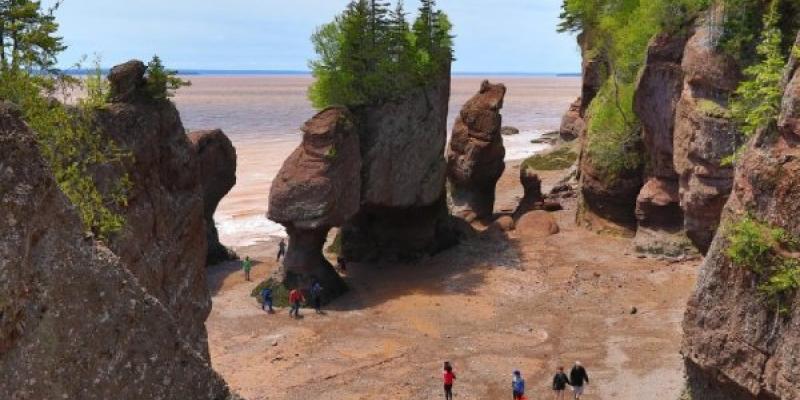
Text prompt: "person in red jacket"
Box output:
[[288, 288, 305, 318], [443, 361, 456, 400]]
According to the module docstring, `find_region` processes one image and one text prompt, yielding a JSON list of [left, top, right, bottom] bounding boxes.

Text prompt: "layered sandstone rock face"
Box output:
[[673, 18, 741, 254], [91, 60, 214, 357], [343, 73, 457, 261], [559, 97, 584, 142], [633, 32, 693, 256], [268, 107, 361, 296], [447, 80, 507, 221], [682, 34, 800, 400], [0, 103, 232, 399], [188, 129, 238, 265]]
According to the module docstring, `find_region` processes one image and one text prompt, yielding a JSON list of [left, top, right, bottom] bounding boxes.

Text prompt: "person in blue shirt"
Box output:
[[260, 286, 273, 313], [310, 282, 323, 314], [512, 370, 525, 400]]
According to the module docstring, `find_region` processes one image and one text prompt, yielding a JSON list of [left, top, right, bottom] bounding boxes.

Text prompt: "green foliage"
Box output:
[[251, 279, 292, 308], [696, 98, 732, 119], [308, 0, 454, 109], [726, 215, 800, 311], [730, 1, 790, 137], [0, 1, 131, 239], [585, 80, 642, 180], [522, 145, 578, 171], [145, 55, 191, 100]]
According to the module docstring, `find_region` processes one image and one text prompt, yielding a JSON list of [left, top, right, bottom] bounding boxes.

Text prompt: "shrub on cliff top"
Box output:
[[0, 1, 131, 239], [308, 0, 454, 109]]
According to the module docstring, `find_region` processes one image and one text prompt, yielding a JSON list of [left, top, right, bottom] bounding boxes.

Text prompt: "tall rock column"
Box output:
[[682, 32, 800, 400], [632, 32, 692, 255], [343, 72, 456, 261], [188, 129, 238, 265], [91, 60, 214, 358], [268, 107, 361, 297], [673, 15, 741, 254], [447, 80, 507, 221]]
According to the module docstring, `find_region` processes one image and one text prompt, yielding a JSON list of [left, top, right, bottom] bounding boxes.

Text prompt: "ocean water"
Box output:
[[172, 75, 581, 247]]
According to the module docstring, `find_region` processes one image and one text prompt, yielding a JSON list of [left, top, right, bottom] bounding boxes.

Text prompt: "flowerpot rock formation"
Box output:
[[268, 107, 361, 297], [447, 80, 507, 221]]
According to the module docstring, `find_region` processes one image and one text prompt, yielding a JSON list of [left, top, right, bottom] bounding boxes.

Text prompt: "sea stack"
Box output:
[[188, 129, 238, 265], [446, 80, 507, 221], [268, 107, 361, 297], [92, 60, 214, 357], [343, 71, 457, 262]]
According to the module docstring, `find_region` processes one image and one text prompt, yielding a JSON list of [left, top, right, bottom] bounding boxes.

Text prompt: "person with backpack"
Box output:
[[552, 366, 571, 400], [288, 288, 305, 318], [242, 256, 253, 281], [512, 370, 525, 400], [442, 361, 456, 400], [260, 286, 274, 313], [310, 282, 323, 314], [569, 361, 590, 399]]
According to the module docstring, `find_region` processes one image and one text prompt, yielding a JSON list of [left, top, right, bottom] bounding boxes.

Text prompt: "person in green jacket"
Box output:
[[242, 256, 253, 281]]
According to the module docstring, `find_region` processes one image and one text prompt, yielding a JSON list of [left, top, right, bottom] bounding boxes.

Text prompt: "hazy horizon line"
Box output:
[[62, 68, 581, 77]]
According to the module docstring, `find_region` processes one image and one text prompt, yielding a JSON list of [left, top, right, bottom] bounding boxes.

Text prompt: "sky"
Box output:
[[48, 0, 580, 74]]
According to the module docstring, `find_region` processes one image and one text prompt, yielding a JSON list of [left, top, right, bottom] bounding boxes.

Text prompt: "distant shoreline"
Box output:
[[64, 69, 581, 78]]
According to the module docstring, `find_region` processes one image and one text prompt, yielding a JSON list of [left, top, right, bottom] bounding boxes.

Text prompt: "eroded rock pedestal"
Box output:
[[447, 80, 507, 221], [0, 103, 232, 399], [343, 74, 457, 261], [188, 129, 238, 266], [682, 32, 800, 400], [559, 97, 584, 142], [268, 107, 361, 297]]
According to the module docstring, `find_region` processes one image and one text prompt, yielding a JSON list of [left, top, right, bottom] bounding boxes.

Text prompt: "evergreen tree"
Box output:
[[0, 0, 64, 72]]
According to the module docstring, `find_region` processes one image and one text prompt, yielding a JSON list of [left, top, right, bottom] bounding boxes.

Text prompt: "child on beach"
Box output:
[[512, 370, 525, 400], [242, 256, 252, 281], [443, 362, 456, 400]]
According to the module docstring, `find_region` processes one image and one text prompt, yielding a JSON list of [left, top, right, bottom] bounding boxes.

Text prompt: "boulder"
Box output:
[[268, 107, 361, 297], [491, 215, 516, 232], [343, 71, 458, 261], [91, 61, 214, 357], [188, 129, 237, 265], [683, 33, 800, 400], [516, 211, 560, 238], [447, 80, 507, 220], [501, 126, 520, 135], [0, 103, 232, 399], [632, 32, 694, 256], [513, 167, 543, 218], [559, 97, 584, 142], [673, 16, 741, 254]]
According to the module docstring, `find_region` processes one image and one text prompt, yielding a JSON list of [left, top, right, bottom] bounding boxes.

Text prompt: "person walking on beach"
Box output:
[[552, 366, 571, 400], [512, 370, 525, 400], [569, 361, 590, 399], [442, 361, 456, 400], [242, 256, 253, 281], [310, 282, 323, 314], [288, 288, 305, 318], [277, 239, 286, 262], [260, 286, 274, 313]]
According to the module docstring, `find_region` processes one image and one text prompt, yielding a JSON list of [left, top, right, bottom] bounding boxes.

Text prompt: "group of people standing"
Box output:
[[443, 362, 590, 400], [259, 281, 324, 318]]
